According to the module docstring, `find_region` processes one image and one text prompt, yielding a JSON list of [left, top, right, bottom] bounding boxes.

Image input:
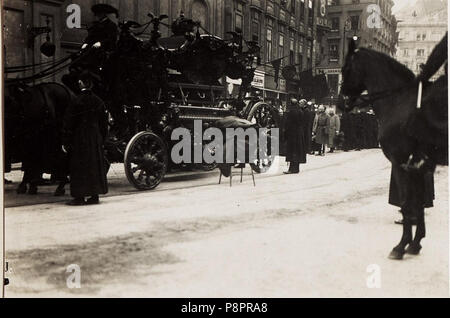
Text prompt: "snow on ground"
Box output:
[[4, 149, 449, 297]]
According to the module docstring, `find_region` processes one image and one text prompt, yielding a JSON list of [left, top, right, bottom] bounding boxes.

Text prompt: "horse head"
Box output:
[[340, 39, 367, 112], [5, 82, 33, 112], [341, 39, 416, 113]]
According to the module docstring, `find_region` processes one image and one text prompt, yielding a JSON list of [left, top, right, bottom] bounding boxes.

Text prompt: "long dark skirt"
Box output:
[[389, 163, 435, 209], [69, 128, 108, 198]]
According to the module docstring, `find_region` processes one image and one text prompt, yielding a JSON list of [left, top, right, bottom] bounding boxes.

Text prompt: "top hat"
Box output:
[[91, 4, 119, 18]]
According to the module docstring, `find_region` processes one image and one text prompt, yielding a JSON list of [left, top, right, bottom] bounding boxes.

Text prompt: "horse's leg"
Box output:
[[17, 170, 29, 194], [406, 170, 431, 255], [28, 171, 39, 195], [53, 170, 68, 196], [407, 207, 425, 255], [53, 153, 68, 196], [389, 207, 413, 260], [54, 171, 69, 197]]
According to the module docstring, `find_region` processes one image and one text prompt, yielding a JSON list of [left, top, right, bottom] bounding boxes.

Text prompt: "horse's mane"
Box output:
[[358, 48, 416, 82]]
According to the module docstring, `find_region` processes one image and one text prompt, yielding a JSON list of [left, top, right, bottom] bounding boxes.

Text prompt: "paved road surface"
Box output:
[[4, 149, 449, 297]]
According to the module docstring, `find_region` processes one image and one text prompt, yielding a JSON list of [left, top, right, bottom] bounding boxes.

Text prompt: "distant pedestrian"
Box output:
[[62, 73, 109, 205], [284, 98, 307, 174], [327, 109, 341, 153], [313, 105, 329, 156]]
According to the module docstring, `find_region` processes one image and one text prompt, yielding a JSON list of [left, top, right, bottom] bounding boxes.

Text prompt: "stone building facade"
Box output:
[[316, 0, 398, 97], [395, 9, 447, 80], [3, 0, 329, 102]]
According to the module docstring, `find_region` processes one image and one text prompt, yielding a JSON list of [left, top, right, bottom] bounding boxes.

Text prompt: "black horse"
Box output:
[[5, 82, 72, 195], [340, 40, 445, 260]]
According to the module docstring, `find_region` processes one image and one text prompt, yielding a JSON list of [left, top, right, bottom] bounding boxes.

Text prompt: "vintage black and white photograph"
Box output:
[[1, 0, 448, 299]]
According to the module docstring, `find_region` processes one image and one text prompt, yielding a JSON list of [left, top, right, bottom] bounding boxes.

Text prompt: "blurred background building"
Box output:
[[395, 0, 447, 80], [3, 0, 330, 107], [5, 1, 446, 108], [316, 0, 398, 100]]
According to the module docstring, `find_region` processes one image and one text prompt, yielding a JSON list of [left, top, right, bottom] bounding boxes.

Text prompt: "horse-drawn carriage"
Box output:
[[5, 9, 280, 192]]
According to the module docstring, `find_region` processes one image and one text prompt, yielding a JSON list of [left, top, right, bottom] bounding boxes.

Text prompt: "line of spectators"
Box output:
[[283, 98, 380, 173], [309, 104, 379, 154]]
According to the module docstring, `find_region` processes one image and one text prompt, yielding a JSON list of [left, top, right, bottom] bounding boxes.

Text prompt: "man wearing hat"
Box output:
[[83, 4, 119, 52], [283, 98, 307, 174], [62, 73, 109, 205], [313, 105, 330, 156]]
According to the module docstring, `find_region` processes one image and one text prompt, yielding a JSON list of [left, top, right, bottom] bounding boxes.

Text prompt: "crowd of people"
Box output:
[[282, 98, 379, 174]]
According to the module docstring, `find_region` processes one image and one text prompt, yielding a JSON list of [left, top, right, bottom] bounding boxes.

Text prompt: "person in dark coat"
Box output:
[[62, 74, 109, 205], [390, 163, 435, 225], [340, 111, 353, 151], [83, 4, 119, 52], [301, 100, 315, 154], [283, 98, 307, 174]]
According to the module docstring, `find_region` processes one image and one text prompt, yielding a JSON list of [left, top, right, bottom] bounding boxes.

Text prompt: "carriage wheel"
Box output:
[[200, 142, 218, 171], [201, 162, 218, 171], [247, 102, 279, 173], [249, 136, 276, 174], [246, 102, 278, 129], [124, 131, 168, 190]]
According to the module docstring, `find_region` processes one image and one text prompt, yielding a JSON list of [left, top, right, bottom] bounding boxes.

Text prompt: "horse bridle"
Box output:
[[341, 83, 413, 110]]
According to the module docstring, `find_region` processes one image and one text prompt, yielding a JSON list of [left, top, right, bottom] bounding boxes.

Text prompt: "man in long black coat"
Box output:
[[283, 98, 307, 174], [301, 100, 315, 154], [62, 74, 109, 205]]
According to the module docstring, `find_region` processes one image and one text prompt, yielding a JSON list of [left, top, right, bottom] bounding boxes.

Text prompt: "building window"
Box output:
[[331, 17, 339, 31], [251, 11, 260, 42], [350, 15, 359, 31], [235, 1, 244, 33], [403, 49, 409, 57], [307, 40, 312, 58], [308, 0, 313, 26], [192, 0, 209, 31], [290, 0, 296, 13], [279, 33, 285, 59], [235, 14, 243, 32], [417, 49, 425, 57], [416, 32, 427, 41], [290, 37, 295, 64], [266, 26, 273, 61], [329, 43, 339, 60], [236, 2, 243, 12], [300, 0, 305, 19]]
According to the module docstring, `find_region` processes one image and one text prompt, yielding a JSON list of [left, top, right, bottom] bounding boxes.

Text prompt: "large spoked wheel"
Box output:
[[124, 131, 168, 190], [249, 137, 276, 174], [247, 102, 279, 173], [246, 101, 279, 129]]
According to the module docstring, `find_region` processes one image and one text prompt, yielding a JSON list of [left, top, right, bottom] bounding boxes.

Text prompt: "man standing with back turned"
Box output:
[[284, 98, 307, 174], [62, 73, 109, 205]]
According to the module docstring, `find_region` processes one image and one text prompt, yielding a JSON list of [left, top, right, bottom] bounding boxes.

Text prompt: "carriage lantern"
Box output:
[[28, 17, 55, 57]]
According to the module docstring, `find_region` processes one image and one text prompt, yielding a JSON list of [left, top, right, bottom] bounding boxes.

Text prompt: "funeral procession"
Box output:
[[1, 0, 448, 298]]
